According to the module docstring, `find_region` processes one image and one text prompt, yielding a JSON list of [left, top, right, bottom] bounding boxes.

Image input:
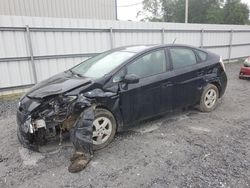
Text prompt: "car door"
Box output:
[[167, 47, 201, 109], [115, 49, 172, 125]]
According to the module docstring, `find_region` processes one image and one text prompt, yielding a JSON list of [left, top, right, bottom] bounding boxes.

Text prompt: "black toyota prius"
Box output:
[[17, 44, 227, 150]]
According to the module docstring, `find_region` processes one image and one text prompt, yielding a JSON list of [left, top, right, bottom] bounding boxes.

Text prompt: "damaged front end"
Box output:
[[17, 93, 93, 151], [17, 88, 117, 152]]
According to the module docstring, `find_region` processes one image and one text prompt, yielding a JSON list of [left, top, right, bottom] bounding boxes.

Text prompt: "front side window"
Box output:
[[126, 50, 167, 78], [170, 47, 197, 69], [72, 50, 135, 78]]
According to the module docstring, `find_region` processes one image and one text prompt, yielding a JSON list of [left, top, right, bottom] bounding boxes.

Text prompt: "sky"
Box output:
[[117, 0, 143, 21], [117, 0, 250, 21]]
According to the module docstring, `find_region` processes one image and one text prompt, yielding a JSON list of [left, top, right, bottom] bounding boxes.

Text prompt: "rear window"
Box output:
[[195, 49, 207, 61], [169, 47, 197, 69]]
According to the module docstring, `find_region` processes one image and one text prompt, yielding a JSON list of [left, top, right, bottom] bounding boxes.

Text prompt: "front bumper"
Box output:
[[17, 109, 39, 151]]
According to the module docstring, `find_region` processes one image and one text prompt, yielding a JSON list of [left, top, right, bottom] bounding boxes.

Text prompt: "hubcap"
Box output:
[[204, 89, 217, 108], [92, 117, 112, 145]]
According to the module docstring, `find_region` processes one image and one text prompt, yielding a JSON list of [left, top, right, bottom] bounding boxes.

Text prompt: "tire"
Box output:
[[92, 108, 117, 150], [198, 84, 219, 112]]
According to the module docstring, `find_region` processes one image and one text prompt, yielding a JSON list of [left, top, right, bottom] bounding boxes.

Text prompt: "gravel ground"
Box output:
[[0, 62, 250, 188]]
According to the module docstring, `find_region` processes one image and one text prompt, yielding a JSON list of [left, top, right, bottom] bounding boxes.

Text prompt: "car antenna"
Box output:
[[173, 38, 177, 44]]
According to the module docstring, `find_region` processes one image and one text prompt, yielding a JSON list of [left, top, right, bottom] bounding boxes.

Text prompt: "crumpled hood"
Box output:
[[27, 71, 92, 98]]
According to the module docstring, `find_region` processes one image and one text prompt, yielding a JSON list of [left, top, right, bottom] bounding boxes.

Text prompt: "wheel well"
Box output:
[[210, 81, 221, 97], [96, 105, 112, 114], [95, 105, 118, 132]]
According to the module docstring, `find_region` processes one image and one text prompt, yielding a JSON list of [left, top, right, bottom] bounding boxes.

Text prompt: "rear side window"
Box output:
[[169, 48, 197, 69], [195, 49, 207, 61], [126, 50, 167, 78]]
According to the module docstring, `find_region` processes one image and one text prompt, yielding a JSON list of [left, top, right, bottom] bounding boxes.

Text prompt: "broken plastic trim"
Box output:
[[17, 126, 39, 151]]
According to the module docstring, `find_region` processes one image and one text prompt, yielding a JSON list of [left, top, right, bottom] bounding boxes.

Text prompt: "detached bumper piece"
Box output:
[[70, 106, 95, 156]]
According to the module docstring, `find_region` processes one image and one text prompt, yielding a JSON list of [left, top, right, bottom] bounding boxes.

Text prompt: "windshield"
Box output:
[[71, 50, 135, 78]]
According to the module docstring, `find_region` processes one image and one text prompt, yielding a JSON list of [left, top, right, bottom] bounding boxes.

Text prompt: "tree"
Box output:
[[161, 0, 185, 22], [206, 1, 224, 24], [223, 0, 249, 24], [137, 0, 164, 22], [137, 0, 183, 22], [188, 0, 223, 23], [138, 0, 223, 23], [138, 0, 249, 24]]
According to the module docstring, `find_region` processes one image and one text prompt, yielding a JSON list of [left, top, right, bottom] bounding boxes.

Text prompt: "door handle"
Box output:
[[162, 82, 173, 87]]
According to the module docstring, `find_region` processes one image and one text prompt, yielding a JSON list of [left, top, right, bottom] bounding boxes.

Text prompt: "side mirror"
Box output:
[[123, 74, 139, 84]]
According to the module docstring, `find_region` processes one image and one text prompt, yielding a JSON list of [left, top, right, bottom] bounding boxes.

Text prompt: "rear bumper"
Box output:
[[239, 75, 250, 79], [239, 67, 250, 77]]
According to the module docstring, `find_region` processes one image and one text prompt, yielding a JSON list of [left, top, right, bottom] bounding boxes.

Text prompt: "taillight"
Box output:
[[219, 57, 225, 71]]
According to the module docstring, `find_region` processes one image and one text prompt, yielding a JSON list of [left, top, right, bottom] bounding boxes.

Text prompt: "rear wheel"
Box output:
[[92, 108, 117, 150], [198, 84, 219, 112]]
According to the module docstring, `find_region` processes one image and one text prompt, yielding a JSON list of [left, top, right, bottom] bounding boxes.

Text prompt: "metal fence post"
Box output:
[[228, 29, 233, 63], [161, 28, 165, 44], [200, 28, 204, 48], [110, 27, 114, 49], [25, 25, 38, 84]]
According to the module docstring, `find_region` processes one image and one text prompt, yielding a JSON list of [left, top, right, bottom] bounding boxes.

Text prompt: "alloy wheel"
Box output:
[[92, 117, 112, 145], [204, 88, 217, 108]]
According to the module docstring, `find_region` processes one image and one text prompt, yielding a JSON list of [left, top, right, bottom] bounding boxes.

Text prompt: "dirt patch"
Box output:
[[0, 62, 250, 188]]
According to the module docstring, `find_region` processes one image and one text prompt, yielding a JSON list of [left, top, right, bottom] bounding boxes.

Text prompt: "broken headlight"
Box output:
[[49, 95, 77, 106], [65, 95, 78, 102], [21, 116, 33, 133], [58, 95, 78, 104], [40, 95, 78, 118]]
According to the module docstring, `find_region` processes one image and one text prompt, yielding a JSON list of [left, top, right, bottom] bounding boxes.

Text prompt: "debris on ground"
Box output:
[[0, 155, 8, 163]]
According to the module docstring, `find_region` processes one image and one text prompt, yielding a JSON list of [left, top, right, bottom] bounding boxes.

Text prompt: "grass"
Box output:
[[0, 93, 24, 102]]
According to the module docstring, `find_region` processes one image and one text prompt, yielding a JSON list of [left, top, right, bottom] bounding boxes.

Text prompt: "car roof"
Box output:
[[111, 44, 205, 54], [113, 45, 157, 53], [96, 44, 218, 79]]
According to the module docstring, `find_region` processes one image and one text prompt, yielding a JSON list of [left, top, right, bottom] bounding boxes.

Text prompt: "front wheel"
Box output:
[[92, 108, 117, 150], [198, 84, 219, 112]]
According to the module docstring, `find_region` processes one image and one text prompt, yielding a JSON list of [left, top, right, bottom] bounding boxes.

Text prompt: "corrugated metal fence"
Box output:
[[1, 15, 250, 95], [0, 0, 116, 20]]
